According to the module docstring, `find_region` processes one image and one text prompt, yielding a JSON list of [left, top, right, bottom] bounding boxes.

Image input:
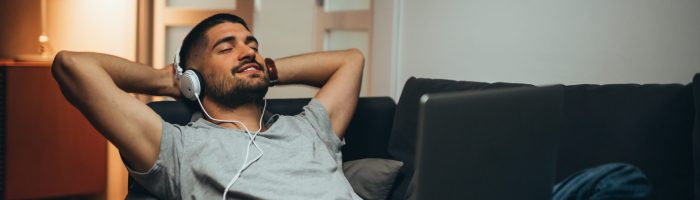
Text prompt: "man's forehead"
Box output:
[[206, 22, 253, 44]]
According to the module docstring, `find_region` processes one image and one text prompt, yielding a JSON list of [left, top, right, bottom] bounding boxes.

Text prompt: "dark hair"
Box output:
[[179, 13, 250, 68]]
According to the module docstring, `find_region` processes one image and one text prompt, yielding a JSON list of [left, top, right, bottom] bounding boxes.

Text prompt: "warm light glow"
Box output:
[[38, 35, 49, 43], [48, 0, 136, 59], [39, 0, 50, 57], [13, 0, 52, 61], [41, 0, 47, 34]]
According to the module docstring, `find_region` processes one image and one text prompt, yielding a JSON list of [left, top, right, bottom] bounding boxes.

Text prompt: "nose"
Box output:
[[236, 43, 256, 61]]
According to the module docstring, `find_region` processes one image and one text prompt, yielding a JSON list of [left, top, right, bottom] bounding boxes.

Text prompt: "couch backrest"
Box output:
[[558, 83, 695, 200], [387, 75, 699, 200], [264, 97, 397, 161], [146, 97, 397, 162]]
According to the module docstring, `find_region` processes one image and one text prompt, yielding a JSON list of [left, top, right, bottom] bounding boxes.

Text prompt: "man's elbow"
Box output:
[[52, 51, 72, 79], [345, 48, 365, 71], [51, 51, 84, 83]]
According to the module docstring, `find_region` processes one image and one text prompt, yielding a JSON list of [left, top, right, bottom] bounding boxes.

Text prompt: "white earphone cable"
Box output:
[[191, 95, 266, 200], [221, 99, 266, 200]]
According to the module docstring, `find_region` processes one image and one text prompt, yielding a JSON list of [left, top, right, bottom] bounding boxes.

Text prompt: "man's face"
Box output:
[[199, 22, 269, 109]]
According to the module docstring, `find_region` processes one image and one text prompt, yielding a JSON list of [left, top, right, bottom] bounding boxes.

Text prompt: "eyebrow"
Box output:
[[211, 35, 259, 49], [245, 36, 259, 46], [212, 36, 235, 50]]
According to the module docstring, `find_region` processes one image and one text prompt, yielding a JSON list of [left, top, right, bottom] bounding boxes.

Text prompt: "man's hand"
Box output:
[[162, 64, 183, 98], [52, 51, 179, 172], [273, 49, 365, 138]]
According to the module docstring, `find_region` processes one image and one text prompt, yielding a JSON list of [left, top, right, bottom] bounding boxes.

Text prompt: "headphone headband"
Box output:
[[173, 50, 184, 80]]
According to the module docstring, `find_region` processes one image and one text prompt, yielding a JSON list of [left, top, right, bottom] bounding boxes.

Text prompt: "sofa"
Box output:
[[384, 75, 699, 200], [142, 73, 699, 200]]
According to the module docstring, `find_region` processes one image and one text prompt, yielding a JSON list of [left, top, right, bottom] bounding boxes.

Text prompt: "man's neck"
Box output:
[[201, 98, 265, 132]]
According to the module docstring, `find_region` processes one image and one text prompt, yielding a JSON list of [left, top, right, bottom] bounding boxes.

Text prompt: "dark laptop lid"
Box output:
[[414, 85, 564, 200]]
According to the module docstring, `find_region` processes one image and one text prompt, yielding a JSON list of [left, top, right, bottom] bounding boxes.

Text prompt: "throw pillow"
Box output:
[[343, 158, 404, 200]]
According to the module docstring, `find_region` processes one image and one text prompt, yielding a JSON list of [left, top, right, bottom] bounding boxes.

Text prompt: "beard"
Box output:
[[204, 58, 269, 110]]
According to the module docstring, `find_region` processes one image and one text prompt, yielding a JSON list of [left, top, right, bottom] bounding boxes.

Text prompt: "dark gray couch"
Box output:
[[143, 73, 699, 200], [385, 74, 699, 200]]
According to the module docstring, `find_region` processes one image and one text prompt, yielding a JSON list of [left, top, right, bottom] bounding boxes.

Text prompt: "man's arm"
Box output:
[[273, 48, 364, 138], [52, 51, 179, 172]]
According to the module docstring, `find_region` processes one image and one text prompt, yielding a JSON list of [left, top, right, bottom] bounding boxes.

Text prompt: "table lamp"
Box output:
[[14, 0, 53, 62]]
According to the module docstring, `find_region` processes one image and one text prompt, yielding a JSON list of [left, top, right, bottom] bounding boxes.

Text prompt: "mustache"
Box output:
[[231, 57, 262, 73]]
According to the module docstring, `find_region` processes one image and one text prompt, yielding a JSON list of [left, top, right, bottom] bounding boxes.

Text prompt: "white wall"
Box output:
[[370, 0, 400, 98], [254, 0, 319, 99], [395, 0, 700, 97]]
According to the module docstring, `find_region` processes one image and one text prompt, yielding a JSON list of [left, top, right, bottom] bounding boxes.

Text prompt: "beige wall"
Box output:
[[254, 0, 319, 99], [396, 0, 700, 95], [48, 0, 137, 59], [370, 0, 399, 98]]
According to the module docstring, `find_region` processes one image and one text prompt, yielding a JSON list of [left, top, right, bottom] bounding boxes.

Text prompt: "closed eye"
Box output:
[[219, 48, 233, 53]]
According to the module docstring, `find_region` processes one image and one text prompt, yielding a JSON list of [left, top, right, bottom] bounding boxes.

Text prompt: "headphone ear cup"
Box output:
[[193, 70, 205, 99], [180, 69, 204, 101]]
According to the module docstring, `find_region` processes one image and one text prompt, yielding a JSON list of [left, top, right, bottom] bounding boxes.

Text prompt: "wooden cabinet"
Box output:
[[0, 59, 106, 199]]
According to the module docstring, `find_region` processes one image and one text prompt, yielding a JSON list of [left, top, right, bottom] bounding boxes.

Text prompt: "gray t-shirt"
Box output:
[[126, 100, 362, 199]]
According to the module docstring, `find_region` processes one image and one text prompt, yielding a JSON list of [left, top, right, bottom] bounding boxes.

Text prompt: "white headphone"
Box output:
[[173, 50, 266, 199], [173, 51, 204, 101]]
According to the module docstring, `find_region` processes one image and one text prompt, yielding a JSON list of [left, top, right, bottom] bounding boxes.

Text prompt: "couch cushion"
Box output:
[[558, 83, 695, 200], [343, 158, 403, 200], [386, 77, 531, 200]]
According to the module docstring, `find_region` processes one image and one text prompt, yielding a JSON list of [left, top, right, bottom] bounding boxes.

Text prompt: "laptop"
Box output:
[[413, 85, 564, 200]]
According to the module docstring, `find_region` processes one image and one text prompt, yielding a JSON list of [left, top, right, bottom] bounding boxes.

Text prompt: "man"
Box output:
[[52, 13, 364, 199]]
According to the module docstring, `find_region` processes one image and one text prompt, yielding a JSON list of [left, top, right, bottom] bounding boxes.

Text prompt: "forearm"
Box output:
[[272, 48, 364, 136], [52, 51, 179, 97], [273, 48, 364, 88], [52, 51, 167, 171]]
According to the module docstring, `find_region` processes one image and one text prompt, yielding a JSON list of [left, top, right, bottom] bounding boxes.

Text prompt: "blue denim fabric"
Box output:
[[552, 163, 654, 200]]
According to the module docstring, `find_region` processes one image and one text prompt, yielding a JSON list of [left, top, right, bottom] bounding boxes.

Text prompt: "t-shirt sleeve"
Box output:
[[301, 99, 345, 156], [123, 120, 183, 199]]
